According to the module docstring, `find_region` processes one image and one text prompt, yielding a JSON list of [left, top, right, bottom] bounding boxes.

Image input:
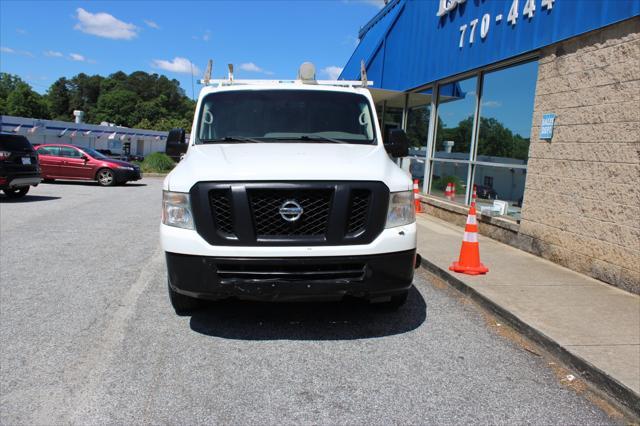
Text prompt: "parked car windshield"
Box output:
[[0, 134, 33, 151], [81, 147, 108, 159], [197, 90, 376, 144]]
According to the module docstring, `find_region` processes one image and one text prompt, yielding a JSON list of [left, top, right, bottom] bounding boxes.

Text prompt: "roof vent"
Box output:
[[73, 110, 84, 124]]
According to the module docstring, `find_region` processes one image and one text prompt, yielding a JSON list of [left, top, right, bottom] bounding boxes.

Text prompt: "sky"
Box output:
[[0, 0, 385, 97]]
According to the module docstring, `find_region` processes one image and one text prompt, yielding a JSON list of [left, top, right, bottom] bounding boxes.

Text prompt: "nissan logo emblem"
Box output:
[[279, 200, 304, 222]]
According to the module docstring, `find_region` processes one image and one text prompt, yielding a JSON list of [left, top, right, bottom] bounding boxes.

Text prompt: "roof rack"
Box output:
[[199, 60, 373, 88], [198, 79, 373, 87]]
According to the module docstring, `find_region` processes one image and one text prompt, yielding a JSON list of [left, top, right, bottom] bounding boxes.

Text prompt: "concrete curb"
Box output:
[[142, 173, 169, 177], [419, 257, 640, 417]]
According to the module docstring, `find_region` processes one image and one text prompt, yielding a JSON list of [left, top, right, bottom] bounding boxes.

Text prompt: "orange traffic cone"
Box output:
[[471, 185, 478, 207], [451, 182, 456, 200], [413, 179, 423, 213], [449, 204, 489, 275]]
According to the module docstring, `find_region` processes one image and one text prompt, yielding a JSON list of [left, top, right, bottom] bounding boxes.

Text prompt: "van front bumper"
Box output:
[[166, 249, 416, 302]]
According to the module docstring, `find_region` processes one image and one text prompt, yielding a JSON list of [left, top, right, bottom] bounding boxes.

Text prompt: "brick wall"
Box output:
[[520, 17, 640, 294]]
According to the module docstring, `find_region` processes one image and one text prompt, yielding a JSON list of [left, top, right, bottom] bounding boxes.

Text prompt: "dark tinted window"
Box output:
[[60, 147, 82, 158], [0, 134, 33, 151], [37, 146, 61, 156], [197, 90, 375, 144]]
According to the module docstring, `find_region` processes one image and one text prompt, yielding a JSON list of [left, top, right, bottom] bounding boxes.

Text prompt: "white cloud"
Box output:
[[238, 62, 273, 75], [152, 57, 200, 75], [321, 66, 344, 80], [1, 46, 34, 57], [74, 8, 138, 40], [239, 62, 262, 72], [44, 50, 64, 57], [68, 53, 96, 63], [144, 19, 160, 29], [481, 100, 502, 108]]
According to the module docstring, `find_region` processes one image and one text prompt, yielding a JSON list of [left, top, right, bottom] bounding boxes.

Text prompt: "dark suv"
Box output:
[[0, 134, 41, 198]]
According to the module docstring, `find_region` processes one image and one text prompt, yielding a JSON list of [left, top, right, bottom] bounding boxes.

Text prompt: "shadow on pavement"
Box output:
[[189, 286, 427, 341], [0, 195, 61, 203]]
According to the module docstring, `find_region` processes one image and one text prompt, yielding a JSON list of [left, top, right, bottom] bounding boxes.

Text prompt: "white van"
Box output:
[[160, 64, 418, 315]]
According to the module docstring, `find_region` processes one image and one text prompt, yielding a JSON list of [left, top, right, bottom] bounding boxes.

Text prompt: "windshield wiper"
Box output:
[[266, 135, 348, 144], [200, 136, 262, 144], [300, 135, 347, 144]]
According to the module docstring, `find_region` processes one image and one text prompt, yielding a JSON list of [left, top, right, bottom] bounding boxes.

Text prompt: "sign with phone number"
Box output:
[[450, 0, 556, 49]]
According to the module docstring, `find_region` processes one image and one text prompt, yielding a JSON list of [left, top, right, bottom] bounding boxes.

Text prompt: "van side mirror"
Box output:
[[384, 129, 409, 158], [165, 128, 187, 161]]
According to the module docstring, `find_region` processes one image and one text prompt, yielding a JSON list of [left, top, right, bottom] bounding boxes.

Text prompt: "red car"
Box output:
[[35, 144, 141, 186]]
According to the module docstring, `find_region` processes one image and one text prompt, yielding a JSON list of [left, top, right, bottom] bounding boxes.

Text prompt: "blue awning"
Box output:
[[339, 0, 405, 84]]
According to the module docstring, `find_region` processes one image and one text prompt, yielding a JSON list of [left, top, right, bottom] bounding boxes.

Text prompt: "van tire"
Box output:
[[168, 279, 203, 315]]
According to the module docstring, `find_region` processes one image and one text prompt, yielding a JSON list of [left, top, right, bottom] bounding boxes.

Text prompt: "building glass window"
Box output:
[[476, 61, 538, 164], [406, 88, 432, 185], [417, 60, 537, 220], [473, 164, 526, 219], [430, 161, 468, 204], [433, 76, 477, 160], [472, 60, 538, 219], [381, 97, 404, 142]]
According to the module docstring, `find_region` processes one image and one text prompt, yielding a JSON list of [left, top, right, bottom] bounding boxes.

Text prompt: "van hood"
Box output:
[[166, 143, 412, 193]]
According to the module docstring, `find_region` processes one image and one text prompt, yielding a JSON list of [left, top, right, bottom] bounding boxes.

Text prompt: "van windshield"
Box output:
[[196, 90, 376, 144]]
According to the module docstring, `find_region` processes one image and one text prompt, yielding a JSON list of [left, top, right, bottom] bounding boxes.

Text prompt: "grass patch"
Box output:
[[139, 152, 175, 173]]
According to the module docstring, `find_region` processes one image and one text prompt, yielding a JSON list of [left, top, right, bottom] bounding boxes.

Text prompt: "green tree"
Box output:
[[94, 89, 139, 127], [0, 73, 30, 115], [47, 77, 71, 120], [477, 116, 530, 161], [3, 70, 197, 131], [5, 81, 49, 118]]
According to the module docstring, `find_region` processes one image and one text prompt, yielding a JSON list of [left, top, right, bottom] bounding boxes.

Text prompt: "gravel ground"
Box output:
[[0, 178, 615, 425]]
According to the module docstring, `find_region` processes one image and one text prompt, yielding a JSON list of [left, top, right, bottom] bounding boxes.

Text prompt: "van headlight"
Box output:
[[385, 190, 415, 228], [162, 191, 194, 229]]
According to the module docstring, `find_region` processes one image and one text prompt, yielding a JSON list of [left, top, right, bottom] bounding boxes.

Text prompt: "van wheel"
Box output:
[[96, 168, 116, 186], [168, 279, 203, 316], [3, 187, 29, 198]]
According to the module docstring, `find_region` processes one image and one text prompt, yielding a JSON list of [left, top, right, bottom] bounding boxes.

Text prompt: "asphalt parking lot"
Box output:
[[0, 178, 615, 424]]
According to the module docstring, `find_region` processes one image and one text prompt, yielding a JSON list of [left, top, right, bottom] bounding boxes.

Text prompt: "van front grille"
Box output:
[[209, 190, 234, 235], [190, 182, 389, 246], [248, 189, 333, 237]]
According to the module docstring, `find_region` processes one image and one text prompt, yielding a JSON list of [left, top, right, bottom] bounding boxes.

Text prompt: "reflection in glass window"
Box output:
[[477, 61, 538, 164], [434, 77, 477, 160], [375, 103, 384, 129], [430, 161, 468, 204], [382, 96, 404, 143], [406, 89, 433, 185], [473, 164, 527, 219]]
